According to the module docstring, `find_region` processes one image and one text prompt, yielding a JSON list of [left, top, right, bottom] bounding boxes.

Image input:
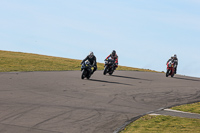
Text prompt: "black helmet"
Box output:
[[111, 50, 116, 56], [174, 54, 177, 58]]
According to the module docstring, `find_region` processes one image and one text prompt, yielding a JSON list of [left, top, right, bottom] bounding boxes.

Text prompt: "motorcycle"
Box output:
[[81, 60, 92, 79], [166, 60, 175, 77], [103, 57, 115, 75]]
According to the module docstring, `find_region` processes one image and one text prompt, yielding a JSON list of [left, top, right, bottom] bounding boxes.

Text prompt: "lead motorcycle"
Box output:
[[166, 60, 175, 77], [81, 60, 92, 79], [103, 57, 115, 75]]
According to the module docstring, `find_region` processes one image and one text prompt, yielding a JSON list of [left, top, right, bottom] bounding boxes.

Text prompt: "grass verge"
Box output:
[[0, 50, 158, 72], [171, 102, 200, 114], [120, 102, 200, 133], [120, 115, 200, 133]]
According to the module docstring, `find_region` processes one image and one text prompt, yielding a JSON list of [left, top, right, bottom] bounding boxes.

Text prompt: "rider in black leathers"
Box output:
[[173, 54, 178, 74], [81, 52, 97, 74]]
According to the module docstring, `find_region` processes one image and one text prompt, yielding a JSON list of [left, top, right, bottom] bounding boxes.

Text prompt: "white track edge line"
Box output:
[[164, 109, 200, 115]]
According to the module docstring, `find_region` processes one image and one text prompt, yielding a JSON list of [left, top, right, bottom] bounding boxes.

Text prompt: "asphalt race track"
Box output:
[[0, 71, 200, 133]]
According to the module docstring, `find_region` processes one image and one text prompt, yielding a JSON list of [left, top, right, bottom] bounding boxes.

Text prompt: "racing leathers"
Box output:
[[173, 57, 178, 74], [106, 54, 118, 70], [81, 55, 97, 74], [166, 58, 174, 65]]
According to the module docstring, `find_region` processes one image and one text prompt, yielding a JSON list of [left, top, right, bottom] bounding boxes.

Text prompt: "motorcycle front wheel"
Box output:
[[103, 66, 107, 75], [81, 70, 86, 79], [166, 69, 170, 77]]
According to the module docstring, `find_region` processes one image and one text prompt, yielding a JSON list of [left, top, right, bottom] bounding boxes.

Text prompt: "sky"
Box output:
[[0, 0, 200, 77]]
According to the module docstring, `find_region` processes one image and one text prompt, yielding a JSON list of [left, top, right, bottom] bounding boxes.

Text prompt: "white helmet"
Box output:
[[89, 52, 94, 58]]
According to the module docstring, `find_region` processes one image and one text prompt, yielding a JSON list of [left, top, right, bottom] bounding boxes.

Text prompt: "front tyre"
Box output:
[[81, 70, 86, 79], [103, 66, 107, 75], [166, 69, 169, 77]]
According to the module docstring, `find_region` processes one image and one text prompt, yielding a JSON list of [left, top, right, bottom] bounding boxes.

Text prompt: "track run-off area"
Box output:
[[0, 70, 200, 133]]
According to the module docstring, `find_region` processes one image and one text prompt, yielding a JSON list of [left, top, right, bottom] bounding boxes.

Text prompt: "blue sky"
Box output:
[[1, 0, 200, 77]]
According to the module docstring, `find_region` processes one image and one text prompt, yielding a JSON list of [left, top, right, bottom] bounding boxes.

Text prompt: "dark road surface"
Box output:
[[0, 71, 200, 133]]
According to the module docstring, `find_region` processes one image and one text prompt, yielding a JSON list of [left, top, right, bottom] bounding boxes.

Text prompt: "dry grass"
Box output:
[[120, 115, 200, 133], [171, 102, 200, 114], [0, 50, 158, 72]]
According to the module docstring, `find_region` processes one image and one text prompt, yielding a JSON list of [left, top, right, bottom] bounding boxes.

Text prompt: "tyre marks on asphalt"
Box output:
[[1, 71, 200, 133]]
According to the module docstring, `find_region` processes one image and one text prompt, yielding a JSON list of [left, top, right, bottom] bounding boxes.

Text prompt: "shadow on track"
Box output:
[[111, 75, 152, 81], [174, 77, 200, 82], [89, 79, 133, 86]]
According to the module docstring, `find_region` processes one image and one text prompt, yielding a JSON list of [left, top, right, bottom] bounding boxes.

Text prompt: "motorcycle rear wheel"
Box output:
[[109, 67, 114, 75], [171, 72, 174, 77], [109, 71, 113, 75], [87, 72, 91, 79]]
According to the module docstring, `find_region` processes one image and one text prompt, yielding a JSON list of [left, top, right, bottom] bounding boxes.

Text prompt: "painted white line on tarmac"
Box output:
[[149, 113, 161, 116], [164, 109, 200, 115]]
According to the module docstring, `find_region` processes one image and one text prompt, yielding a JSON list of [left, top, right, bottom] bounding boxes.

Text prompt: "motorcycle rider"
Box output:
[[173, 54, 178, 74], [166, 55, 174, 64], [105, 50, 118, 70], [166, 54, 178, 74], [81, 52, 97, 74]]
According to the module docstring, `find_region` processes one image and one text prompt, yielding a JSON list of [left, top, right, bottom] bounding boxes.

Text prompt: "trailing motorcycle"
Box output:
[[166, 60, 175, 77], [103, 57, 115, 75], [81, 60, 92, 79]]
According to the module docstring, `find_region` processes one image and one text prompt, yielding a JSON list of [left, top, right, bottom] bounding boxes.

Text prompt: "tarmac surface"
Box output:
[[0, 70, 200, 133]]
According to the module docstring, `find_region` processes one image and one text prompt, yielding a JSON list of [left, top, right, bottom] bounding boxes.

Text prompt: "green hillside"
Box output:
[[0, 50, 158, 72]]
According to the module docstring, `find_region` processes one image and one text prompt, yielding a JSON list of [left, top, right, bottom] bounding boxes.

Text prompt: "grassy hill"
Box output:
[[0, 50, 158, 72]]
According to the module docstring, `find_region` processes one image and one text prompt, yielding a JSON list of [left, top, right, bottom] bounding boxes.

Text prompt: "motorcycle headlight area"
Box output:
[[168, 64, 172, 67], [85, 62, 90, 66]]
